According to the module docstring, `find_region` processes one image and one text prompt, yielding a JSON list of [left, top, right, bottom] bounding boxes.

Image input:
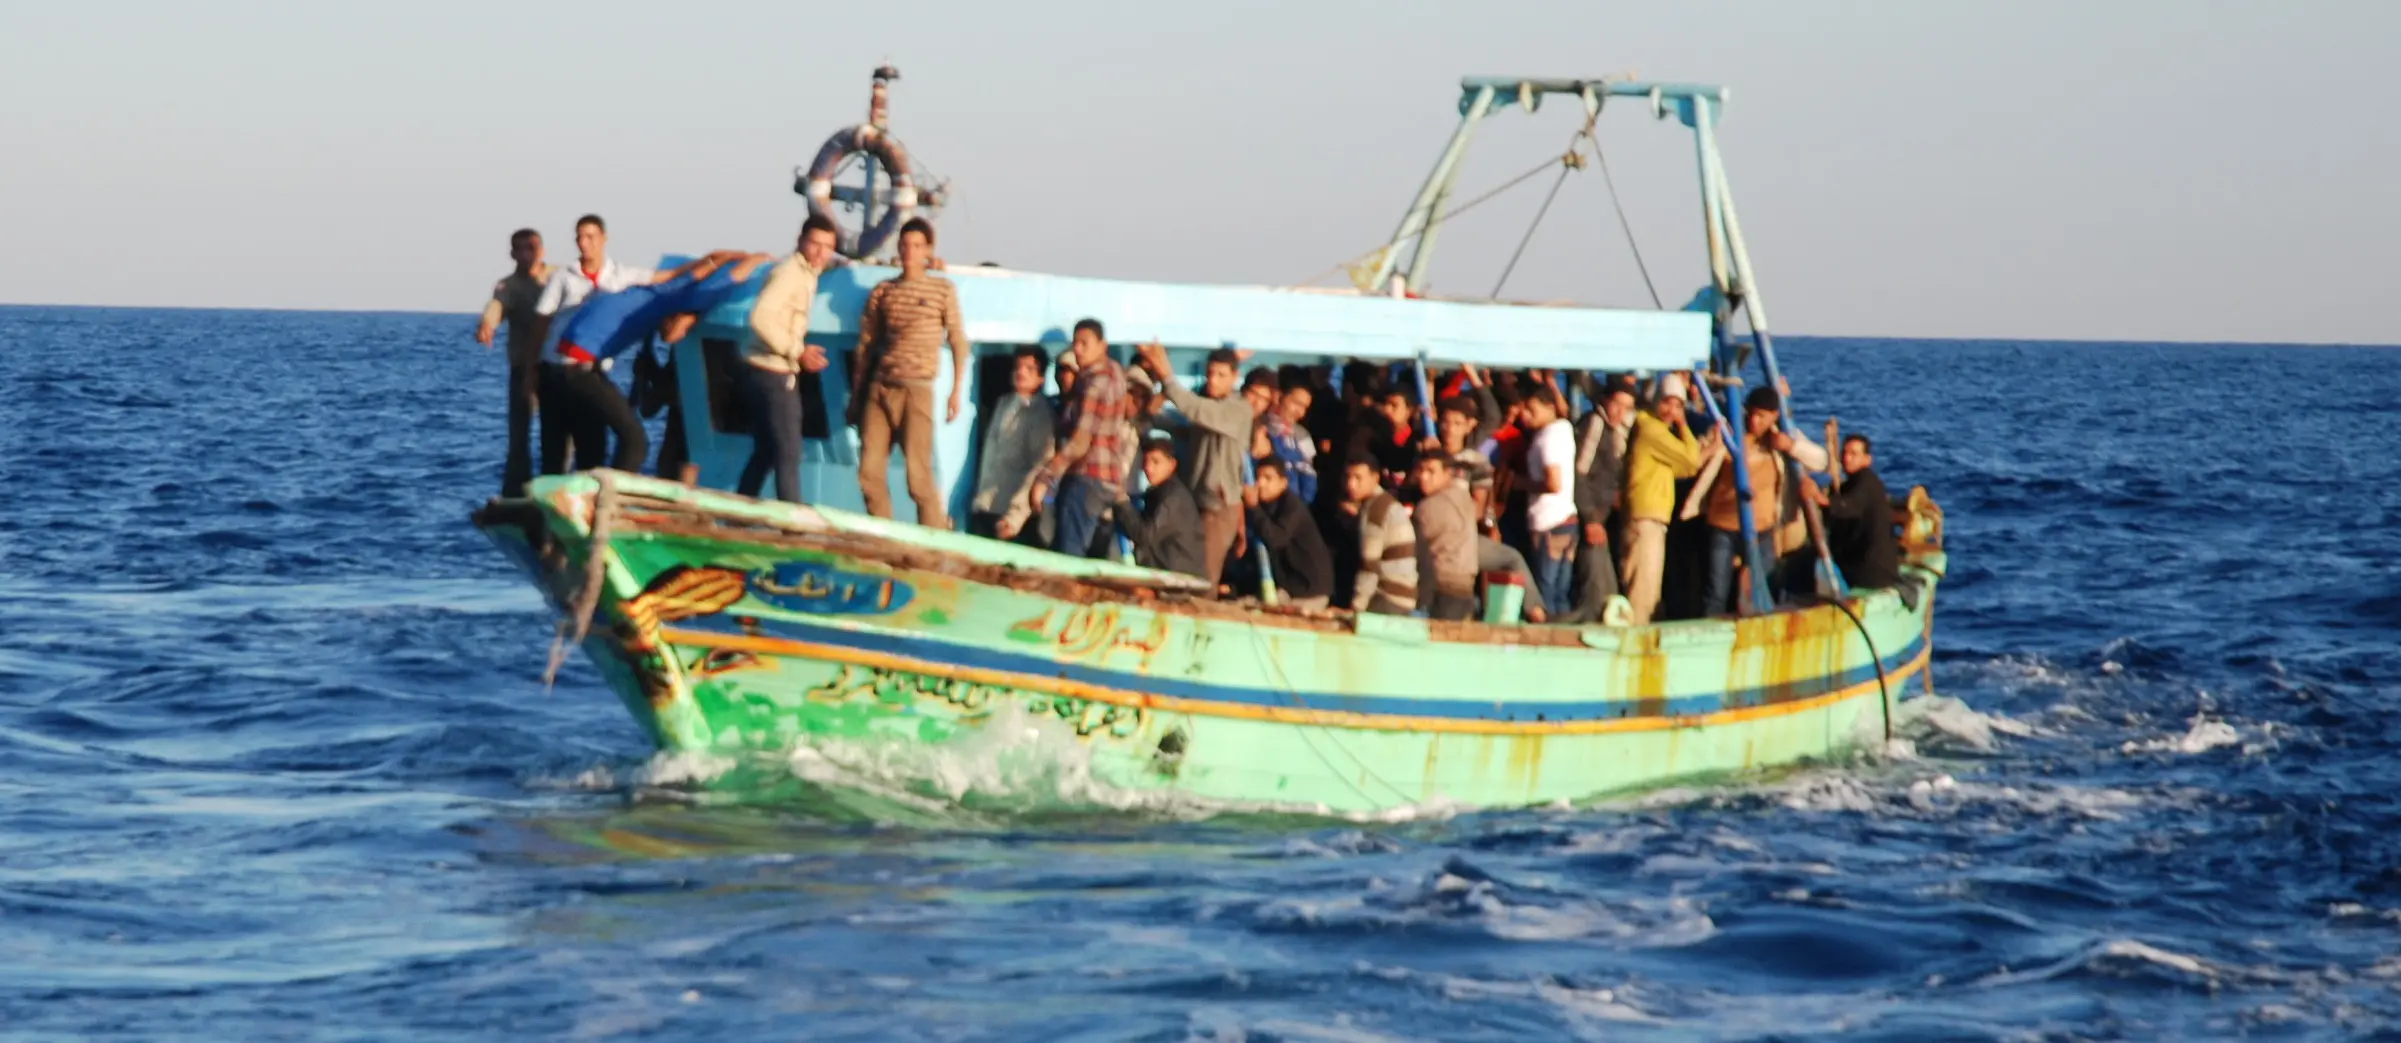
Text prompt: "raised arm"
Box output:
[[1155, 375, 1250, 439], [1471, 383, 1503, 443]]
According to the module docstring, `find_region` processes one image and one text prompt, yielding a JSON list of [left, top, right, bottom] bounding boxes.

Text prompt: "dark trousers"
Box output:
[[502, 362, 538, 496], [1559, 527, 1621, 624], [540, 363, 648, 475], [1706, 527, 1777, 615], [735, 364, 804, 502], [1050, 474, 1112, 558]]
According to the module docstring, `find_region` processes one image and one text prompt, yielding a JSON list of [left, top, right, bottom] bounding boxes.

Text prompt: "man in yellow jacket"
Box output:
[[1618, 375, 1704, 624]]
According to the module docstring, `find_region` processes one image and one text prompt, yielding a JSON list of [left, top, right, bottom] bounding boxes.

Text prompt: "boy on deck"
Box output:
[[1112, 437, 1207, 579], [1244, 456, 1335, 610]]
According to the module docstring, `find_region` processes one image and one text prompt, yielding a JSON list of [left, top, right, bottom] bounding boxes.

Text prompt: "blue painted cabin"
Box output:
[[649, 259, 1712, 525]]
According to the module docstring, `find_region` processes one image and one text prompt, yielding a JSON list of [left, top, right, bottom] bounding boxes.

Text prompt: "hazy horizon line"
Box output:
[[2, 300, 2392, 351]]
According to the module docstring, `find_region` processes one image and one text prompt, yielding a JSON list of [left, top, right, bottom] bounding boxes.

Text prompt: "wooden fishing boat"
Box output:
[[475, 73, 1950, 812]]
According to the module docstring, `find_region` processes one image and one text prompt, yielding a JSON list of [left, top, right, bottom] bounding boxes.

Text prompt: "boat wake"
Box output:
[[541, 719, 1479, 828]]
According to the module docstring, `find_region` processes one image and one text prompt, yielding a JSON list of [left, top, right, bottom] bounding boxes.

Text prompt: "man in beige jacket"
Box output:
[[736, 214, 840, 502]]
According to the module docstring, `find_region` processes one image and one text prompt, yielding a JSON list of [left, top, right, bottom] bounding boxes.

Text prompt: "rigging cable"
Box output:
[[1589, 139, 1664, 309], [1488, 161, 1574, 299], [1290, 154, 1567, 289]]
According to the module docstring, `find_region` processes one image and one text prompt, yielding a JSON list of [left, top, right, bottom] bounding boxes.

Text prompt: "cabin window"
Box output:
[[701, 339, 750, 434], [798, 369, 831, 440], [973, 352, 1018, 428], [699, 337, 832, 440]]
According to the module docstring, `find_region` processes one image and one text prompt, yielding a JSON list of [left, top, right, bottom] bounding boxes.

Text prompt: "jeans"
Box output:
[[1705, 527, 1776, 615], [1530, 520, 1579, 620], [539, 363, 648, 475], [1049, 474, 1113, 558], [735, 364, 804, 502]]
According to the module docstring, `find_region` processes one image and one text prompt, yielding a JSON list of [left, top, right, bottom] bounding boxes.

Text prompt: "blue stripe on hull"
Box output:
[[672, 613, 1922, 724]]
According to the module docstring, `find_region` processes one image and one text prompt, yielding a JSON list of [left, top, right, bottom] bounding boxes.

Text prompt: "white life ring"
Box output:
[[795, 124, 918, 259]]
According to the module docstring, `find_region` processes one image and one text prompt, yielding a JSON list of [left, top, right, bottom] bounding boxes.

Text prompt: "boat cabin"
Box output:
[[648, 261, 1714, 522]]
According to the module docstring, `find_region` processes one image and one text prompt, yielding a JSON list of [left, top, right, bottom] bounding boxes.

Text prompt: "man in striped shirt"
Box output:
[[1344, 457, 1419, 615], [1012, 319, 1129, 558], [850, 218, 970, 529]]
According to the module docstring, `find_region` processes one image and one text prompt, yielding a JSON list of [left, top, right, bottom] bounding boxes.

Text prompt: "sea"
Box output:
[[2, 305, 2396, 1041]]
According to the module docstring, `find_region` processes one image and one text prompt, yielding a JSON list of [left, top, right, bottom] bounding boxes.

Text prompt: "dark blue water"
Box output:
[[3, 305, 2396, 1040]]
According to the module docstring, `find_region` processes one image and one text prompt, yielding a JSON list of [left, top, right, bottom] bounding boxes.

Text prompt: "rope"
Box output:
[[544, 471, 619, 689], [1827, 597, 1892, 747], [1589, 141, 1664, 309], [1489, 163, 1573, 299], [1247, 619, 1417, 809], [1291, 154, 1567, 289]]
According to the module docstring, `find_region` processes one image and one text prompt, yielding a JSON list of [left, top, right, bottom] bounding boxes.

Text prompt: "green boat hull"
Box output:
[[481, 471, 1945, 814]]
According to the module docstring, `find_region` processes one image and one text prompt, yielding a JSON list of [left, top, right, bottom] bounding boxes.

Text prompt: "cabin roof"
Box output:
[[686, 261, 1710, 372]]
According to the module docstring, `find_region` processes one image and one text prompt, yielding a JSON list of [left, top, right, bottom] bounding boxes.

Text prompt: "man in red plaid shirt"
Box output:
[[1010, 318, 1128, 557]]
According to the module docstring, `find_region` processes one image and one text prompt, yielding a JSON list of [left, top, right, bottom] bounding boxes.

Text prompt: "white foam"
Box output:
[[2094, 938, 2214, 977], [2122, 717, 2241, 756], [764, 718, 1470, 825]]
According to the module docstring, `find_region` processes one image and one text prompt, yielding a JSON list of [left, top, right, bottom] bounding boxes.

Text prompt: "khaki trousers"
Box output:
[[858, 382, 949, 528], [1200, 502, 1244, 588], [1619, 518, 1669, 626]]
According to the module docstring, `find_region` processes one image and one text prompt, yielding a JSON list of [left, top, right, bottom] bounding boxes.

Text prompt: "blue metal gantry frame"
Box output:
[[1369, 76, 1848, 613]]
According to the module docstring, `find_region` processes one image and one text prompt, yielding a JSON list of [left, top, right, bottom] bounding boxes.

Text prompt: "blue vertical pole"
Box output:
[[1697, 378, 1773, 615], [1702, 104, 1847, 601], [1243, 451, 1278, 606], [1411, 353, 1439, 442]]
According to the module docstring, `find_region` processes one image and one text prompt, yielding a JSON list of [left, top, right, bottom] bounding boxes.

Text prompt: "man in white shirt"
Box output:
[[532, 214, 677, 475], [535, 214, 659, 318], [1519, 383, 1580, 619]]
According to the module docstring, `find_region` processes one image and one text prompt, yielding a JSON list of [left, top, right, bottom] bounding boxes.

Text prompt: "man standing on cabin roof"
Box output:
[[475, 228, 550, 497], [1246, 456, 1335, 611], [1112, 436, 1206, 579], [1013, 319, 1128, 558], [736, 214, 841, 503], [540, 251, 770, 476], [972, 344, 1057, 542], [1803, 433, 1901, 591], [850, 217, 970, 529], [1619, 375, 1704, 625], [1343, 456, 1420, 616], [1559, 379, 1637, 622], [1135, 342, 1252, 588]]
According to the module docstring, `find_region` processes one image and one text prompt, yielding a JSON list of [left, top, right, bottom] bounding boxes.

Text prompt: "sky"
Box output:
[[2, 0, 2393, 343]]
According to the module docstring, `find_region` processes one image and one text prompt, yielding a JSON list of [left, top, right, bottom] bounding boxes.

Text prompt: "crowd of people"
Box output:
[[478, 216, 1904, 626], [982, 337, 1902, 625]]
